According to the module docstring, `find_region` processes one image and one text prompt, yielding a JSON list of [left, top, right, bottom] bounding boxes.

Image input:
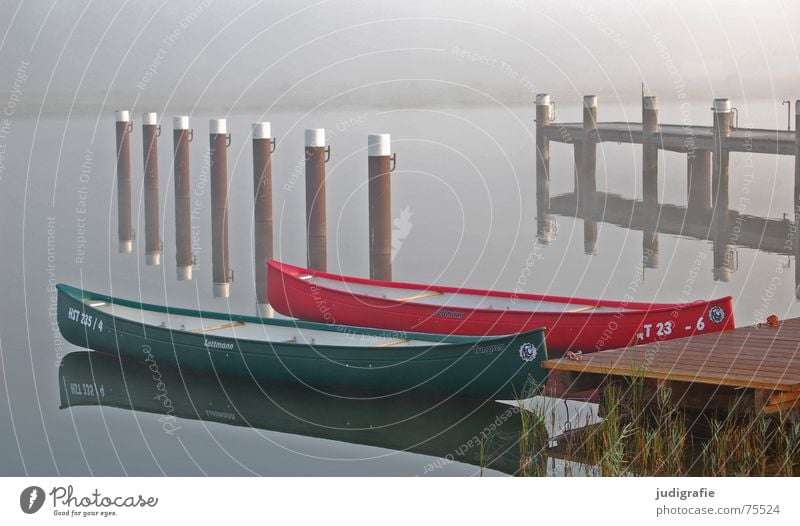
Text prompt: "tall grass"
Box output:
[[521, 377, 800, 476]]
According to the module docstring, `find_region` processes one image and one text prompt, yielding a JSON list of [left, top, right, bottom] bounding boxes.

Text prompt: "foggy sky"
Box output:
[[1, 0, 798, 114]]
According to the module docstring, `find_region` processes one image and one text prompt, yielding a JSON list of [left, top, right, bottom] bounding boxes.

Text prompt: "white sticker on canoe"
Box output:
[[709, 306, 725, 324], [519, 342, 537, 362]]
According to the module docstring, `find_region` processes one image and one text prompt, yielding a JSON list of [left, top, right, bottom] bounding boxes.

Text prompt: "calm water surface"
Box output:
[[1, 100, 798, 475]]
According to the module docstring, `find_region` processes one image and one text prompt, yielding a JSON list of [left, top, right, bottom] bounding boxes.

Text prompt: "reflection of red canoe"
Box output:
[[267, 260, 735, 355]]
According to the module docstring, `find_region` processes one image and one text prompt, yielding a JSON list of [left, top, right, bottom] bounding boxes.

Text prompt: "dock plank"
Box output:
[[543, 318, 800, 393]]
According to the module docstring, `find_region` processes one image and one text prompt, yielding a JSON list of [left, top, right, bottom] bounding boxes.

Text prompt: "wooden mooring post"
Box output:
[[115, 110, 133, 254], [253, 122, 274, 316], [210, 119, 231, 298], [535, 94, 555, 244], [642, 96, 660, 268], [368, 134, 394, 281], [142, 113, 161, 266], [687, 150, 712, 214], [795, 101, 800, 298], [711, 98, 733, 282], [305, 128, 328, 272], [579, 95, 598, 215], [173, 116, 193, 280]]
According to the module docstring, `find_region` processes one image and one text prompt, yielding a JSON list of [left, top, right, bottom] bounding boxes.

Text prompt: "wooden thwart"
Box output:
[[568, 305, 598, 313], [191, 321, 245, 333], [396, 291, 443, 302], [378, 338, 410, 347]]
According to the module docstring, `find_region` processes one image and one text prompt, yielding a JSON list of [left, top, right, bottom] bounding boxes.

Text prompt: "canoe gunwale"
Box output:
[[56, 283, 545, 353], [267, 260, 733, 318]]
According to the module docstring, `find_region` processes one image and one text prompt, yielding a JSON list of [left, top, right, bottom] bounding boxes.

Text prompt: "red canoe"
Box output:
[[267, 260, 735, 355]]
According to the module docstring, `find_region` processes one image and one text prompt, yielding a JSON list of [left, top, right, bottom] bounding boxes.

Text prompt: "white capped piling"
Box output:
[[642, 96, 659, 211], [711, 99, 732, 282], [536, 94, 554, 244], [305, 128, 328, 272], [368, 134, 394, 281], [687, 150, 712, 213], [115, 110, 133, 253], [173, 116, 192, 280], [642, 96, 660, 268], [253, 122, 274, 316], [142, 112, 161, 266], [210, 119, 231, 298], [579, 95, 598, 214], [795, 101, 800, 297], [711, 98, 732, 217], [535, 94, 551, 211]]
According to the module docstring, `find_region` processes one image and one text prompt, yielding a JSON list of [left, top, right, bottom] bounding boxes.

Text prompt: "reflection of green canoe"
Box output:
[[59, 351, 525, 475], [56, 284, 547, 399]]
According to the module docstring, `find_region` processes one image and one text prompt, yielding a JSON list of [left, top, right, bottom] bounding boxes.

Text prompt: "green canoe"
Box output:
[[59, 351, 530, 474], [56, 283, 547, 399]]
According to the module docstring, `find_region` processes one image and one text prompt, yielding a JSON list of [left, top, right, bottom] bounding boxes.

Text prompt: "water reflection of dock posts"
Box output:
[[580, 96, 598, 254], [142, 113, 162, 266], [210, 119, 231, 298], [711, 99, 733, 282], [795, 101, 800, 298], [305, 129, 328, 272], [642, 96, 660, 268], [535, 94, 555, 244], [115, 110, 133, 254], [253, 122, 274, 317], [173, 117, 193, 281], [687, 150, 712, 215]]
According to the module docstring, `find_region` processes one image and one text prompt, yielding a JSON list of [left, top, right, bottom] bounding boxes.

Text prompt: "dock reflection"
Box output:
[[540, 192, 796, 284], [58, 352, 525, 475]]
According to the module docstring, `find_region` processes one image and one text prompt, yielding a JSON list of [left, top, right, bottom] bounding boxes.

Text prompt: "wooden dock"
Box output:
[[534, 93, 800, 296], [542, 122, 796, 156], [543, 317, 800, 418]]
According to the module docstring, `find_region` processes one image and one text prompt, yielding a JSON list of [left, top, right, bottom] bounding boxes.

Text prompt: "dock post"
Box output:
[[253, 122, 274, 316], [584, 221, 598, 255], [642, 96, 659, 211], [115, 110, 133, 254], [305, 129, 328, 272], [711, 99, 732, 227], [142, 113, 161, 266], [795, 101, 800, 298], [536, 94, 554, 244], [711, 99, 732, 281], [687, 150, 712, 214], [580, 95, 598, 215], [173, 116, 192, 280], [368, 134, 394, 281], [642, 96, 660, 268], [210, 119, 231, 298]]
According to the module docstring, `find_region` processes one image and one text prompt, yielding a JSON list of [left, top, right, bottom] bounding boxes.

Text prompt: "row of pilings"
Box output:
[[113, 111, 396, 315]]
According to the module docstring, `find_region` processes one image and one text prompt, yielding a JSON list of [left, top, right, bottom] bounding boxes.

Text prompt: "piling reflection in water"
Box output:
[[58, 351, 526, 475]]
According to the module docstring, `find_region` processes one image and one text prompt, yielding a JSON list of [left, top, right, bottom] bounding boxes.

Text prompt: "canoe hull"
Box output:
[[268, 261, 735, 354], [56, 284, 547, 400]]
